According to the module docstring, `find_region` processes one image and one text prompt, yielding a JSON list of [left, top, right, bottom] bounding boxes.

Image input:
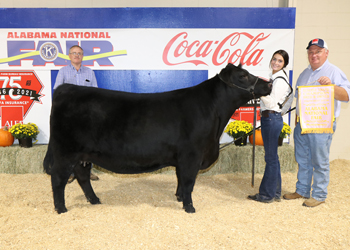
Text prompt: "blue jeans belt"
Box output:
[[261, 110, 279, 117]]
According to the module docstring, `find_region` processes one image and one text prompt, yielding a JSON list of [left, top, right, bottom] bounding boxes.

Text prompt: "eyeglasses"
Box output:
[[307, 50, 323, 56], [70, 52, 83, 56]]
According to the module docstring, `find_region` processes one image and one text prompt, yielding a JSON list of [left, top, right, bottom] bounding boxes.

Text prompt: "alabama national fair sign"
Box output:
[[0, 8, 296, 144]]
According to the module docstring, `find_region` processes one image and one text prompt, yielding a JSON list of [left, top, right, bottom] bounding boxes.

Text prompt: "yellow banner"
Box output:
[[298, 85, 334, 134]]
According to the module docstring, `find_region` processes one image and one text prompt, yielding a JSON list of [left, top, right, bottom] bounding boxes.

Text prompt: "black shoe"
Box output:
[[247, 193, 274, 203]]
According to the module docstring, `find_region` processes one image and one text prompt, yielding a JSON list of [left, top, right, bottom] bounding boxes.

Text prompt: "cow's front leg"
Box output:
[[182, 184, 196, 213], [177, 163, 199, 213], [75, 162, 101, 205]]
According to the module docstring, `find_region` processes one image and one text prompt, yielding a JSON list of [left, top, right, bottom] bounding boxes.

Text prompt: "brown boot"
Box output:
[[303, 198, 325, 207], [283, 192, 307, 200], [90, 173, 99, 181]]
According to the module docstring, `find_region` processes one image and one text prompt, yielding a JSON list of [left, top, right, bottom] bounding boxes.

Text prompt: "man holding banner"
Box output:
[[283, 39, 350, 207]]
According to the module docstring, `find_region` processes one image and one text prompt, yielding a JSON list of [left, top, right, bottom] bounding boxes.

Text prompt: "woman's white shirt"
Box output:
[[260, 70, 290, 112]]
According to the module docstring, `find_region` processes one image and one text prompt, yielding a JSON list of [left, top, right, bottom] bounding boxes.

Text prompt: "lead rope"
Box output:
[[251, 97, 257, 187]]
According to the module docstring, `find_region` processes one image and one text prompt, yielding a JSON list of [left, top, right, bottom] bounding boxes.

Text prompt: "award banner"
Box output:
[[298, 85, 334, 134]]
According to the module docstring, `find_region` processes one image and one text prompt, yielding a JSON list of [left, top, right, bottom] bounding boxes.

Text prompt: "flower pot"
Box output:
[[278, 137, 283, 146], [234, 136, 247, 146], [18, 138, 33, 148]]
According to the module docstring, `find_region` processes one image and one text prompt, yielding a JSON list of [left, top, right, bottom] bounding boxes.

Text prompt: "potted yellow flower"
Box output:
[[278, 122, 291, 146], [9, 122, 40, 148], [225, 120, 253, 146]]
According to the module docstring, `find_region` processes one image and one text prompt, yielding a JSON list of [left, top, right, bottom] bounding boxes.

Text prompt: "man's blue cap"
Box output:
[[306, 38, 328, 49]]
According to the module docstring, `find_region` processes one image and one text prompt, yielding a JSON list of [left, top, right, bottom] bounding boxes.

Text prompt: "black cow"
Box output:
[[43, 63, 271, 214]]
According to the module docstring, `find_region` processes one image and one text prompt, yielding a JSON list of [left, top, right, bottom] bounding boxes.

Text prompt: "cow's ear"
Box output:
[[238, 63, 242, 69], [219, 66, 231, 84]]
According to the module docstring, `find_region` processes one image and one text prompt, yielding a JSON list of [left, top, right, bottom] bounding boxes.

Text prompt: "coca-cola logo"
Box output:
[[163, 32, 270, 66]]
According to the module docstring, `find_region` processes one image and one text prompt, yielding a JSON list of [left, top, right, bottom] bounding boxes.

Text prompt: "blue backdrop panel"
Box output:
[[51, 70, 208, 94], [0, 8, 295, 29]]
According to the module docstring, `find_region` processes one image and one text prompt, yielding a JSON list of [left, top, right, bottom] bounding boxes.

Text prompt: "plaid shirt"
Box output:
[[54, 64, 98, 89]]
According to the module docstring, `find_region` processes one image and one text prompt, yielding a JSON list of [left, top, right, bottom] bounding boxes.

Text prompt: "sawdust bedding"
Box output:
[[0, 159, 349, 250]]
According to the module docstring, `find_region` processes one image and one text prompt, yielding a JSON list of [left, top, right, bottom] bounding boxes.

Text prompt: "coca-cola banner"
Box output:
[[0, 8, 295, 144]]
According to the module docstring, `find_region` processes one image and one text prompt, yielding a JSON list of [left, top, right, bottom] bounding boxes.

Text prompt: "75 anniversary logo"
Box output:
[[0, 71, 43, 127]]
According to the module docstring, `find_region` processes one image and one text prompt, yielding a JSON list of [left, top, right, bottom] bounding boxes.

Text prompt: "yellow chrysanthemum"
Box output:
[[280, 122, 291, 138], [225, 120, 253, 138], [9, 122, 40, 140]]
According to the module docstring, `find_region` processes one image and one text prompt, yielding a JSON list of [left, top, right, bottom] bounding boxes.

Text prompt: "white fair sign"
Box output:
[[0, 28, 294, 144]]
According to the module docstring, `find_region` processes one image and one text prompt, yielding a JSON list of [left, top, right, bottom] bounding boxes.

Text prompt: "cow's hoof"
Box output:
[[183, 204, 196, 213], [55, 206, 68, 214], [176, 194, 183, 202], [89, 198, 101, 205]]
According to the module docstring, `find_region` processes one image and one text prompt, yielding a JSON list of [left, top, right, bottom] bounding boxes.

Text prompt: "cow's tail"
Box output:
[[43, 143, 53, 175]]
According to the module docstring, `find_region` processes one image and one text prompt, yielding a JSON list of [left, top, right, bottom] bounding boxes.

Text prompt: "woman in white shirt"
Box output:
[[248, 50, 291, 203]]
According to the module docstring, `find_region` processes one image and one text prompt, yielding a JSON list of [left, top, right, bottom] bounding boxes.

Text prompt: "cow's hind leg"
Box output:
[[175, 168, 183, 202], [50, 163, 72, 214], [75, 162, 101, 205]]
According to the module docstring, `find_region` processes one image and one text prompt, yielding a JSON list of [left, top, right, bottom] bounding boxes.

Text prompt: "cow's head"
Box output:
[[218, 63, 272, 99]]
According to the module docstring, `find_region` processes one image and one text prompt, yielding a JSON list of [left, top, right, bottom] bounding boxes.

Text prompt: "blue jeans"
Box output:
[[259, 112, 283, 200], [294, 121, 336, 201]]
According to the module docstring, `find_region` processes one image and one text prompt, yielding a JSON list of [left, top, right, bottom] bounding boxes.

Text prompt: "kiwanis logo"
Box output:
[[39, 42, 58, 62]]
